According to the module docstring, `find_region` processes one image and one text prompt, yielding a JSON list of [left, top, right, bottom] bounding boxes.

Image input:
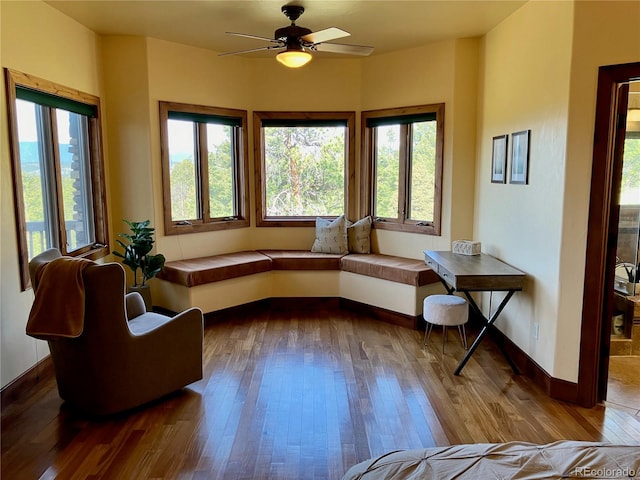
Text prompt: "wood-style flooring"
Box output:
[[3, 300, 640, 479], [607, 355, 640, 414]]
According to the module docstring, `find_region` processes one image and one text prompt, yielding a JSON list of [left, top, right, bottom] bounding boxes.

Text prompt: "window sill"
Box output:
[[164, 218, 250, 236], [76, 244, 110, 261], [373, 220, 440, 236], [257, 216, 338, 228]]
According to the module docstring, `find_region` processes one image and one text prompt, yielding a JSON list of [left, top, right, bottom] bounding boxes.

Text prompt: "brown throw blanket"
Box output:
[[26, 256, 94, 340]]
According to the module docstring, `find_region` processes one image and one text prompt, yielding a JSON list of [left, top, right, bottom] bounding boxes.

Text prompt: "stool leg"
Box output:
[[442, 326, 447, 353], [424, 322, 433, 346], [463, 324, 468, 350], [457, 324, 468, 350]]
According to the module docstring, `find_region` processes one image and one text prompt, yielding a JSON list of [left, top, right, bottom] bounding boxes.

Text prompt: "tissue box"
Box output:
[[452, 240, 481, 256]]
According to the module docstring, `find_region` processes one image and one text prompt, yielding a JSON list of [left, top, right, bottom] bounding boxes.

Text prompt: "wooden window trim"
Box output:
[[361, 103, 444, 235], [159, 101, 250, 235], [253, 111, 356, 227], [4, 69, 109, 291]]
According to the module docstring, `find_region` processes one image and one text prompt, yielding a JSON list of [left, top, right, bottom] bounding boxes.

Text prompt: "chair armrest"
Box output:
[[127, 308, 204, 372], [125, 292, 147, 320]]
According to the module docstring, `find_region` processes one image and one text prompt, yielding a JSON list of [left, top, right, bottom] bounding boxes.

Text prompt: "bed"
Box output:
[[342, 441, 640, 479]]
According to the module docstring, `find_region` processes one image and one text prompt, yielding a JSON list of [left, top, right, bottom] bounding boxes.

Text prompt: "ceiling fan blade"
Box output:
[[225, 32, 280, 43], [301, 27, 350, 44], [313, 43, 374, 56], [218, 45, 284, 57]]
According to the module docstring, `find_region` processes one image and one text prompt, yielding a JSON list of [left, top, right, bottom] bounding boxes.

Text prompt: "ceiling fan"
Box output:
[[219, 5, 374, 68]]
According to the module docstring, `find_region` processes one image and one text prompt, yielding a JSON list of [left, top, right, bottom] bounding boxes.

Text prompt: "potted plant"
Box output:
[[113, 219, 165, 311]]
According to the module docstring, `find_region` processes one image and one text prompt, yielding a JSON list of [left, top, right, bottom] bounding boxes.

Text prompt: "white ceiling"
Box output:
[[43, 0, 527, 58]]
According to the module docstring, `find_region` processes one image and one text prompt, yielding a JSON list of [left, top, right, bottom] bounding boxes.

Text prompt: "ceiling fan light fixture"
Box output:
[[221, 4, 374, 64], [276, 49, 312, 68]]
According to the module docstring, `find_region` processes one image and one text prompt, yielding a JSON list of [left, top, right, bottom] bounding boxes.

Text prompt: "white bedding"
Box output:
[[342, 441, 640, 479]]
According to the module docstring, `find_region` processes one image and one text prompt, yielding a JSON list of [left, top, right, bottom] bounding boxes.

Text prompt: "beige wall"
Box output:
[[475, 0, 573, 377], [102, 36, 153, 244], [0, 0, 105, 387]]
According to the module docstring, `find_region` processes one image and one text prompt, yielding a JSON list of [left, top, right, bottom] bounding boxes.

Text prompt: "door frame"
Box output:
[[579, 62, 640, 407]]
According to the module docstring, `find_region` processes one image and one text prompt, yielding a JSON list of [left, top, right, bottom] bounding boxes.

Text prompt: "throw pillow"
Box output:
[[346, 216, 372, 254], [311, 215, 348, 254]]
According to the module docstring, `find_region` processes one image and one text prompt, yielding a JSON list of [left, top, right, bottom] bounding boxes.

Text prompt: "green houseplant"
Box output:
[[113, 219, 165, 310]]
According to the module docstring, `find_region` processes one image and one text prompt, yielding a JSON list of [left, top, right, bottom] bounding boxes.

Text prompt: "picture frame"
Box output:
[[510, 130, 530, 185], [491, 134, 508, 184]]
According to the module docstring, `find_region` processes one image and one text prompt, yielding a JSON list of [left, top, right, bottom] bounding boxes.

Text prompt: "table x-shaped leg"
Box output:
[[454, 290, 520, 376]]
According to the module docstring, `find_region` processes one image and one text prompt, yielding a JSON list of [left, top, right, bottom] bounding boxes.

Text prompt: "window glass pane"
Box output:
[[9, 71, 109, 290], [160, 101, 248, 234], [264, 126, 345, 216], [167, 119, 198, 221], [374, 125, 400, 219], [16, 99, 53, 260], [207, 123, 235, 218], [363, 104, 443, 234], [56, 109, 95, 251], [620, 137, 640, 204], [408, 120, 437, 222]]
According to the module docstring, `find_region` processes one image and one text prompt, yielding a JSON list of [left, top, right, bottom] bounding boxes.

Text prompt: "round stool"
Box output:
[[423, 295, 468, 352]]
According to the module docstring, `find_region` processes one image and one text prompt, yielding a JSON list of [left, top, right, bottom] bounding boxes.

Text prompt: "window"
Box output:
[[254, 111, 356, 226], [361, 104, 444, 235], [5, 69, 109, 290], [159, 101, 249, 235]]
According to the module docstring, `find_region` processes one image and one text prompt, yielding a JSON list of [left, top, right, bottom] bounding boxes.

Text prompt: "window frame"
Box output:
[[159, 101, 250, 235], [361, 103, 444, 235], [5, 68, 109, 291], [253, 111, 356, 227]]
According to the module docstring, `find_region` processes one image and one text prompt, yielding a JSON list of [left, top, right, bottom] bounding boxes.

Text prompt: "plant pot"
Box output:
[[128, 285, 152, 312]]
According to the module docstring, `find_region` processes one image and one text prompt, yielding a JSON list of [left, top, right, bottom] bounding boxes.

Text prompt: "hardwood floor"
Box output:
[[3, 299, 640, 479], [607, 355, 640, 414]]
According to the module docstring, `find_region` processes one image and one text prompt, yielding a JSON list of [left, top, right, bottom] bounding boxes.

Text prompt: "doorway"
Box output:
[[608, 80, 640, 411], [580, 62, 640, 408]]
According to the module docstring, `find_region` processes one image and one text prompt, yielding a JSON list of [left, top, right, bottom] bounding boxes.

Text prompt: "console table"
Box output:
[[424, 250, 526, 375]]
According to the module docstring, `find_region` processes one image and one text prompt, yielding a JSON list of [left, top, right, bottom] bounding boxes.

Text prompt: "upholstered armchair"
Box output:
[[28, 248, 204, 416]]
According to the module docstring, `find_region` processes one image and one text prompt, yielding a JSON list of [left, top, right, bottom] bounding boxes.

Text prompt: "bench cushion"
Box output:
[[157, 251, 439, 288], [340, 253, 439, 286], [258, 250, 345, 270], [157, 251, 272, 287]]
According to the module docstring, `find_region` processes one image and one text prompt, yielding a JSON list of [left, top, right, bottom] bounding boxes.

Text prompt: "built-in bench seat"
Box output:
[[154, 250, 443, 327], [340, 253, 439, 286], [155, 251, 272, 287], [258, 250, 344, 271]]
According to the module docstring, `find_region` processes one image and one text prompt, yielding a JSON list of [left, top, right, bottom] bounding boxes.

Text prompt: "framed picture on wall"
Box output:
[[491, 134, 508, 183], [510, 130, 530, 184]]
